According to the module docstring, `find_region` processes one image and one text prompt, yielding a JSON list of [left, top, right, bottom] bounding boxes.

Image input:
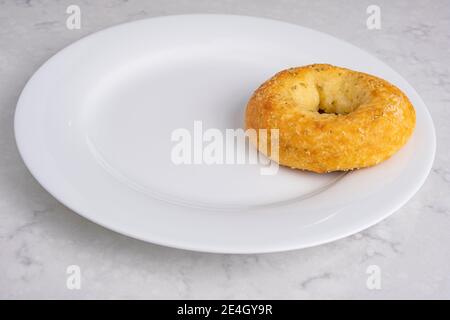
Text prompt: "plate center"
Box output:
[[83, 53, 344, 208]]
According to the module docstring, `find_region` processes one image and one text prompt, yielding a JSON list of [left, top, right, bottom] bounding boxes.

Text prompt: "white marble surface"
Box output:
[[0, 0, 449, 299]]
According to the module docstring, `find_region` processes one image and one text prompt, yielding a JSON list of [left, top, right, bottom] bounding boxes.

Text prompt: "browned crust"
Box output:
[[245, 64, 416, 173]]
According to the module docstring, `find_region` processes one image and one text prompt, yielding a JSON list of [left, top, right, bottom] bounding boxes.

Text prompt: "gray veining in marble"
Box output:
[[0, 0, 449, 299]]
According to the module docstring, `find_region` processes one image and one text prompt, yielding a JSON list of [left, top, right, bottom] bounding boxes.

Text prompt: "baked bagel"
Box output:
[[245, 64, 416, 173]]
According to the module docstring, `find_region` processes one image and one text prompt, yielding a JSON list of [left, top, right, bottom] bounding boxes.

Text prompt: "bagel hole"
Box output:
[[316, 84, 361, 115], [317, 101, 340, 115], [291, 74, 369, 115]]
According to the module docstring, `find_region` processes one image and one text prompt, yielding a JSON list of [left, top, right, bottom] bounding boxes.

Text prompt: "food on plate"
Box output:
[[245, 64, 416, 173]]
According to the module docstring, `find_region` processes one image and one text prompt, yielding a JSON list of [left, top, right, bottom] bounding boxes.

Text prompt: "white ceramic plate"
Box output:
[[15, 15, 435, 253]]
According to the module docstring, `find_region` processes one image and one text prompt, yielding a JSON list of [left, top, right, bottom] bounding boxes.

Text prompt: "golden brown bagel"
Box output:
[[245, 64, 416, 173]]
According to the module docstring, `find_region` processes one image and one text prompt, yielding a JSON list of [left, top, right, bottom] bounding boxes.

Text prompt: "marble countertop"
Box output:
[[0, 0, 449, 299]]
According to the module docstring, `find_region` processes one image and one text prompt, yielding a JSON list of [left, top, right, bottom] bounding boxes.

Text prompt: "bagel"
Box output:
[[245, 64, 416, 173]]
